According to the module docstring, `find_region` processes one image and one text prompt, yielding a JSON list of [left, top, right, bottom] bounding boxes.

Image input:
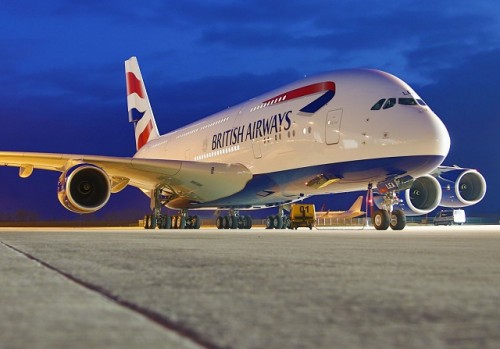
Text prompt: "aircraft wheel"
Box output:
[[390, 209, 406, 230], [150, 215, 157, 229], [178, 216, 186, 229], [282, 216, 290, 229], [237, 216, 245, 229], [273, 215, 283, 229], [191, 215, 201, 229], [216, 216, 224, 229], [144, 215, 151, 229], [228, 215, 238, 229], [373, 210, 390, 230], [266, 216, 274, 229], [159, 215, 171, 229], [244, 215, 252, 229], [222, 215, 230, 229]]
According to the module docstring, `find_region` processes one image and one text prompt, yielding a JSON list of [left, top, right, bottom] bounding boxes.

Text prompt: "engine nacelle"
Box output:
[[57, 164, 111, 214], [438, 169, 486, 208], [374, 175, 442, 215]]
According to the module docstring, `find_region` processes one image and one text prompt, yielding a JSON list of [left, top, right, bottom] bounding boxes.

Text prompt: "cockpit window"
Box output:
[[398, 98, 418, 105], [371, 99, 386, 110], [372, 97, 427, 111], [383, 98, 396, 109]]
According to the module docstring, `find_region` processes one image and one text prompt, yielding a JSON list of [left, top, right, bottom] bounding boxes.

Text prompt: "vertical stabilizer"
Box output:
[[348, 196, 364, 213], [125, 57, 160, 151]]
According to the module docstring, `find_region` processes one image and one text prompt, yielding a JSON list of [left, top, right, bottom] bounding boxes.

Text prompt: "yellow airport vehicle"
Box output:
[[289, 203, 316, 230]]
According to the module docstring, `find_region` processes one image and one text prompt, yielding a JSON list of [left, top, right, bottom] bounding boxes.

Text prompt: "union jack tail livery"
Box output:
[[125, 57, 160, 150]]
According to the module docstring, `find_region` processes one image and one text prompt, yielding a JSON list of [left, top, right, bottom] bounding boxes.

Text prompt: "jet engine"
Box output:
[[437, 168, 486, 207], [375, 175, 442, 215], [57, 164, 111, 213]]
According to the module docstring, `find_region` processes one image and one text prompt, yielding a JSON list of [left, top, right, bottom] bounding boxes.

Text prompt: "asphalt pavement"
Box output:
[[1, 226, 499, 349]]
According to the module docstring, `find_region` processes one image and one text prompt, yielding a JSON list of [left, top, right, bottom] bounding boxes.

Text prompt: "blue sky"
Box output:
[[0, 0, 499, 220]]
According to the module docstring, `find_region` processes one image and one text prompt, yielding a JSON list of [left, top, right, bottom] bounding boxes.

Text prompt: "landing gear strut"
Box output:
[[143, 188, 201, 230], [372, 190, 407, 231], [215, 210, 252, 229]]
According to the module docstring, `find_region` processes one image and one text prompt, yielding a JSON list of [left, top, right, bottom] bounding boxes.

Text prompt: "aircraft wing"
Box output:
[[0, 151, 253, 204]]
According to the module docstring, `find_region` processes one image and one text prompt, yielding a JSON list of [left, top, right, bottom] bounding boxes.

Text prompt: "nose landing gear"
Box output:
[[372, 190, 407, 231]]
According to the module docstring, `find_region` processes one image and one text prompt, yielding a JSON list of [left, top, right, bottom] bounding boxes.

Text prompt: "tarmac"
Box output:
[[1, 225, 500, 349]]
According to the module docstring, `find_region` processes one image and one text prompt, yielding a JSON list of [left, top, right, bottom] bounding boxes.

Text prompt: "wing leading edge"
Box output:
[[0, 151, 253, 205]]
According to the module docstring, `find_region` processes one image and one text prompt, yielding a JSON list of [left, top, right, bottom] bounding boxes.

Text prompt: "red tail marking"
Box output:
[[126, 72, 144, 98], [137, 120, 153, 149]]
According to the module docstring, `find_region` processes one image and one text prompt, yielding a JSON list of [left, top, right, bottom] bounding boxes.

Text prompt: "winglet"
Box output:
[[125, 57, 160, 151]]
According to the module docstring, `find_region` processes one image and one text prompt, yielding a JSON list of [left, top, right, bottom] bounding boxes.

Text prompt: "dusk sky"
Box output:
[[0, 0, 499, 220]]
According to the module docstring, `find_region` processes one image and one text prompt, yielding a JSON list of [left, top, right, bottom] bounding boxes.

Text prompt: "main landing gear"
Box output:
[[143, 188, 201, 230], [144, 212, 202, 230], [215, 210, 253, 229], [372, 190, 407, 230], [265, 206, 290, 229]]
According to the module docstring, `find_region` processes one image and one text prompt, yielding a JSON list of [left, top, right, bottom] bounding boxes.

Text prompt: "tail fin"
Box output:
[[125, 57, 160, 151], [348, 196, 364, 212]]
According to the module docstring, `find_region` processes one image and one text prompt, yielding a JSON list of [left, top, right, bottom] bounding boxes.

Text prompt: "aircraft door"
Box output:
[[325, 109, 342, 145], [252, 140, 262, 159]]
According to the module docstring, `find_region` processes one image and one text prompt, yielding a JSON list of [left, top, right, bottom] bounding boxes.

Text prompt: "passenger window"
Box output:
[[371, 99, 386, 110], [399, 98, 418, 105], [383, 98, 396, 109]]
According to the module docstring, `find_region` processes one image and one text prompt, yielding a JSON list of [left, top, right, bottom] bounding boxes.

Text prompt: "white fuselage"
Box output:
[[134, 69, 450, 209]]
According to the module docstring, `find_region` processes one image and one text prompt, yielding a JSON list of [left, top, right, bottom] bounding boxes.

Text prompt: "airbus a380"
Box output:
[[0, 57, 487, 230]]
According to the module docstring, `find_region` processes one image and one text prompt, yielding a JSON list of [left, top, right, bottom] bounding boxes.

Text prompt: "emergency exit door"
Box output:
[[325, 109, 342, 145]]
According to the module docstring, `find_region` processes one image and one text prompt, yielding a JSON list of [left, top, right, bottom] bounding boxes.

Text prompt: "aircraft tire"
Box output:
[[229, 215, 238, 229], [178, 216, 186, 229], [273, 215, 283, 229], [266, 216, 273, 229], [216, 216, 224, 229], [373, 210, 390, 230], [390, 209, 406, 230], [191, 215, 201, 229], [223, 215, 230, 229], [283, 216, 290, 229], [244, 215, 252, 229], [160, 215, 171, 229], [144, 215, 151, 229]]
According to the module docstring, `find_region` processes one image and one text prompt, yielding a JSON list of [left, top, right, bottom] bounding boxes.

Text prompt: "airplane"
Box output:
[[317, 195, 365, 219], [0, 57, 487, 230]]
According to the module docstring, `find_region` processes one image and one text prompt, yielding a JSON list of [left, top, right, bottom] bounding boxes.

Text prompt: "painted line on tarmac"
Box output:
[[0, 240, 223, 349]]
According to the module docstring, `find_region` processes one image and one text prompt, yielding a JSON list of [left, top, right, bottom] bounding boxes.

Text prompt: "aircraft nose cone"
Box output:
[[427, 110, 451, 158]]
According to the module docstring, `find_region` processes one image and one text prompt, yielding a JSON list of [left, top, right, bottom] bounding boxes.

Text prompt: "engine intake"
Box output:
[[403, 175, 442, 215], [57, 164, 111, 213], [438, 169, 486, 207]]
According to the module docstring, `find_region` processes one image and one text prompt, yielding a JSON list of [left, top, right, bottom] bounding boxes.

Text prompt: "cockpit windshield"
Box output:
[[371, 97, 427, 110], [398, 98, 417, 105], [383, 98, 396, 109], [370, 99, 385, 110]]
